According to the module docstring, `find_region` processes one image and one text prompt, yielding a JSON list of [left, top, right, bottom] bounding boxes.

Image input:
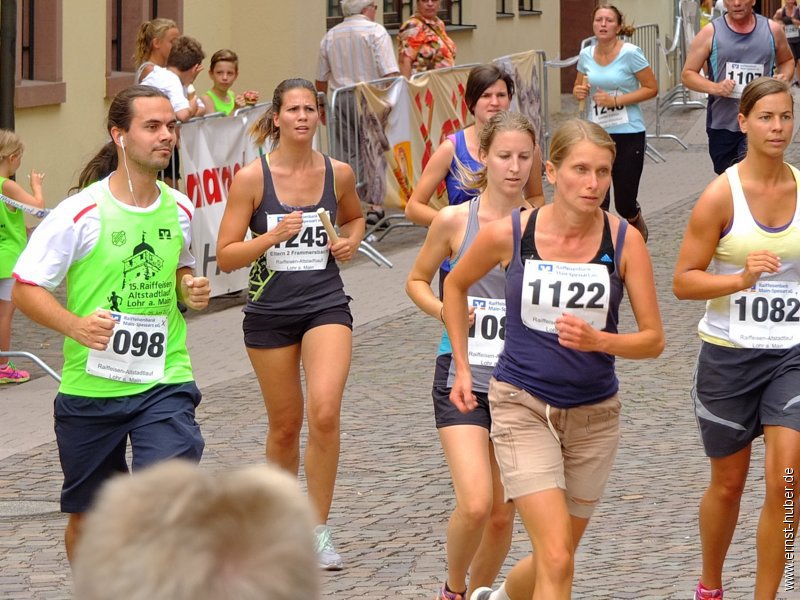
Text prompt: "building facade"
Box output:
[[5, 1, 676, 210]]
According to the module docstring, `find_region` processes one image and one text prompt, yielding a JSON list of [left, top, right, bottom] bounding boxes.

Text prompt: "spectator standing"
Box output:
[[133, 18, 180, 84], [142, 36, 205, 185], [316, 0, 399, 224], [682, 0, 793, 174], [11, 86, 210, 562], [398, 0, 457, 77], [201, 49, 259, 116], [0, 129, 45, 384]]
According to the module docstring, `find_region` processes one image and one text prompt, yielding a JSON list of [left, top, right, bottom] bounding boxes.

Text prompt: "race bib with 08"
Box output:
[[86, 312, 167, 384], [467, 296, 506, 366], [521, 260, 611, 334], [729, 280, 800, 349], [266, 212, 330, 271]]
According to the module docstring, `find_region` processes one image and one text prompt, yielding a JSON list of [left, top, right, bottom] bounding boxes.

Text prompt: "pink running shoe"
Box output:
[[437, 585, 464, 600], [0, 361, 30, 384], [694, 581, 723, 599]]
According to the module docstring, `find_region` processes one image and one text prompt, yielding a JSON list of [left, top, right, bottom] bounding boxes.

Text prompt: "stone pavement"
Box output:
[[1, 97, 799, 599]]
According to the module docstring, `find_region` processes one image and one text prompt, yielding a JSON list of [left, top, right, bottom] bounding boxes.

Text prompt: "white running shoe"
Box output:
[[470, 588, 494, 600], [314, 524, 343, 571]]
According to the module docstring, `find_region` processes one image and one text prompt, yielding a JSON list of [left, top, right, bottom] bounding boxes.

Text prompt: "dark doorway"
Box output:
[[560, 0, 595, 92]]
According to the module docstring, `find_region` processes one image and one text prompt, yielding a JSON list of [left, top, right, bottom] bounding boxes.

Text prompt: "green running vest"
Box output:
[[206, 89, 235, 116], [60, 181, 193, 396], [0, 176, 28, 279]]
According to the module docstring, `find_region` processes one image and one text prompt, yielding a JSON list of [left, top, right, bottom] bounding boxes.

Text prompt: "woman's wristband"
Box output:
[[614, 96, 622, 109]]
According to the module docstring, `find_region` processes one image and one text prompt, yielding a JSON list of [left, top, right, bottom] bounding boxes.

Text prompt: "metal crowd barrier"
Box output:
[[631, 23, 689, 160], [329, 75, 401, 267], [328, 60, 547, 250], [659, 2, 707, 116], [0, 351, 61, 383]]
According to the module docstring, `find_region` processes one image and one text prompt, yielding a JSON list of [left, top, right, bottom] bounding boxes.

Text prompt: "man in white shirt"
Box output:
[[142, 36, 205, 122], [142, 36, 205, 185], [316, 0, 399, 221]]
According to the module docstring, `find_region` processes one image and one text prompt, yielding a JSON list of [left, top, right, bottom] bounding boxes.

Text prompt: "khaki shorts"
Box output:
[[488, 378, 621, 519]]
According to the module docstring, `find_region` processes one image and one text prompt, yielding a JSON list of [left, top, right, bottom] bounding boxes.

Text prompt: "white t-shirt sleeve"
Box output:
[[13, 191, 101, 290], [142, 67, 190, 113], [317, 36, 331, 82], [14, 181, 198, 289], [173, 190, 196, 270]]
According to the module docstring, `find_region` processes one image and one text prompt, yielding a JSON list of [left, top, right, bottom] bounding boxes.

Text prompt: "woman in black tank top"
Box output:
[[216, 78, 364, 571]]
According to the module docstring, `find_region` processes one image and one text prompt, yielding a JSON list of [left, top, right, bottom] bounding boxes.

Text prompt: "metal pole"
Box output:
[[0, 0, 17, 130]]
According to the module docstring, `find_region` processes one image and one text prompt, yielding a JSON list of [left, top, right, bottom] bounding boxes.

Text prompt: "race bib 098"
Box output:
[[86, 312, 167, 384]]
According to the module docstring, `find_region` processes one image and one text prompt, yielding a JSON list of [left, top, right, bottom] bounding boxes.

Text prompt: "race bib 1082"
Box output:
[[729, 280, 800, 348]]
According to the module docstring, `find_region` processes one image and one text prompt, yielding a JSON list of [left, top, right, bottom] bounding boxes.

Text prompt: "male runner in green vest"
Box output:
[[12, 86, 211, 562]]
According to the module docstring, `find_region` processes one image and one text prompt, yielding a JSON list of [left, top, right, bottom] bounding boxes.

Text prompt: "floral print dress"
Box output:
[[398, 15, 456, 73]]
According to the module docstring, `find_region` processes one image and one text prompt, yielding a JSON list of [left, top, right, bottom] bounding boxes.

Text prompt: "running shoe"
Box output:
[[314, 524, 343, 571], [0, 362, 30, 384], [437, 584, 464, 600], [471, 588, 495, 600], [693, 581, 723, 599]]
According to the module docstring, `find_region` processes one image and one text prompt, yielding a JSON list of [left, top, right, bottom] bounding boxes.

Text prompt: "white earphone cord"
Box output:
[[120, 139, 140, 208]]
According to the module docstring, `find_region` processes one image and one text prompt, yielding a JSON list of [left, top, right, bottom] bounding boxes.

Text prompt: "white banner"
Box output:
[[179, 106, 268, 297]]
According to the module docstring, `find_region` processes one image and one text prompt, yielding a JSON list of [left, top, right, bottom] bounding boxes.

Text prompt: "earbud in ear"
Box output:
[[119, 136, 125, 149]]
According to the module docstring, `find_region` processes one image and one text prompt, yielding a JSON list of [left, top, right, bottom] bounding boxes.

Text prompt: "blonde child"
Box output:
[[133, 18, 180, 83], [0, 130, 44, 383], [201, 49, 259, 116]]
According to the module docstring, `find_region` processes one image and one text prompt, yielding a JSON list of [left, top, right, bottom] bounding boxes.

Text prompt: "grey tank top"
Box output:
[[445, 196, 507, 392], [707, 14, 776, 131], [135, 61, 155, 84], [244, 154, 347, 316]]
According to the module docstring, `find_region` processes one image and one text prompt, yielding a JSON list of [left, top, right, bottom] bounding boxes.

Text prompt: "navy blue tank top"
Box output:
[[493, 208, 627, 408], [444, 130, 481, 206], [244, 154, 347, 315]]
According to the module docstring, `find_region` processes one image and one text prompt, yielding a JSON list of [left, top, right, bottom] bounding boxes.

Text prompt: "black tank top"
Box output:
[[244, 154, 348, 315]]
